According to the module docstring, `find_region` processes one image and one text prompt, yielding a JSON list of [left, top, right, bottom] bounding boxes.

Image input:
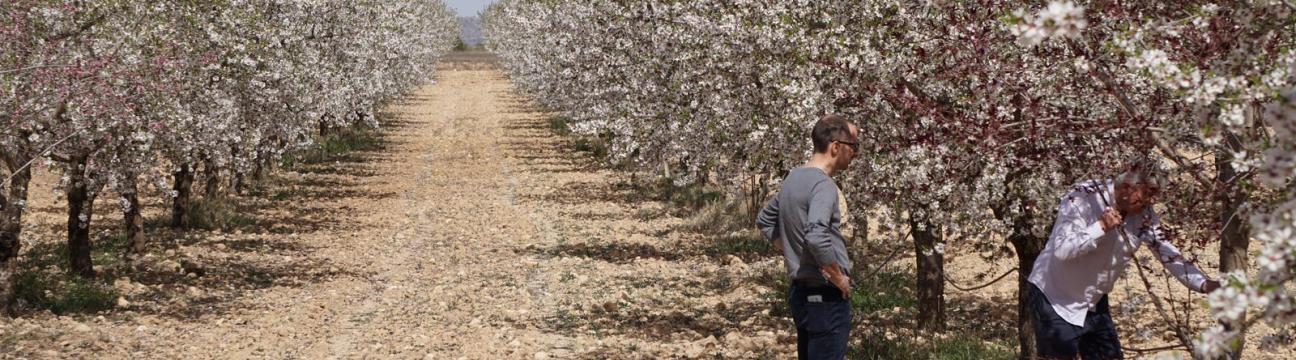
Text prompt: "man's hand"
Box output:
[[1201, 279, 1222, 293], [821, 263, 851, 299], [1100, 207, 1123, 231]]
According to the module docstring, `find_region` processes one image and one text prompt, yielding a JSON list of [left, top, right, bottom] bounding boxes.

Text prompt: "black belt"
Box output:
[[792, 277, 831, 287], [790, 279, 848, 302]]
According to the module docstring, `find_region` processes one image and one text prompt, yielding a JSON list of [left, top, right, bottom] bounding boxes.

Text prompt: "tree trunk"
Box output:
[[252, 161, 264, 183], [253, 151, 271, 182], [0, 259, 15, 317], [1011, 232, 1047, 360], [204, 157, 222, 198], [0, 151, 34, 315], [850, 214, 870, 278], [1216, 135, 1249, 360], [911, 214, 945, 331], [171, 163, 195, 229], [234, 171, 247, 196], [122, 174, 146, 259], [65, 156, 97, 278], [1217, 141, 1250, 273], [319, 118, 335, 136]]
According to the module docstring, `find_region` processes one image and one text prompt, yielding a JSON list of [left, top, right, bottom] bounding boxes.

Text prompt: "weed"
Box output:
[[705, 231, 772, 262], [282, 127, 384, 167], [186, 196, 257, 232], [10, 229, 133, 314], [571, 137, 608, 158], [852, 271, 916, 314], [851, 332, 1015, 360], [683, 198, 754, 236], [548, 116, 573, 136]]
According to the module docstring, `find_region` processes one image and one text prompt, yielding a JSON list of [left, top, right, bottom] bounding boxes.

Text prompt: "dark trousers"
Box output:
[[788, 282, 851, 360], [1030, 284, 1124, 360]]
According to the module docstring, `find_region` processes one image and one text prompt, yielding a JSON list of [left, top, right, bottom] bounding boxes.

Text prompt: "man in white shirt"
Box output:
[[1028, 160, 1221, 359]]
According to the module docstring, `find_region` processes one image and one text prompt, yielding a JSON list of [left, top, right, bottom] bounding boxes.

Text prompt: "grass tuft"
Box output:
[[852, 333, 1015, 360], [627, 177, 723, 215], [683, 198, 752, 235], [13, 238, 123, 315], [282, 127, 384, 167], [187, 196, 257, 231], [852, 271, 916, 314], [546, 116, 612, 159], [548, 116, 573, 136], [14, 273, 118, 315]]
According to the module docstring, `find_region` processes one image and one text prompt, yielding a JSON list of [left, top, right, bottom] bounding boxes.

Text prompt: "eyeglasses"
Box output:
[[835, 140, 859, 153]]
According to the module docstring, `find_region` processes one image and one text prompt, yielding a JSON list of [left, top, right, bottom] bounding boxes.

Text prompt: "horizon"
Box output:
[[446, 0, 493, 17]]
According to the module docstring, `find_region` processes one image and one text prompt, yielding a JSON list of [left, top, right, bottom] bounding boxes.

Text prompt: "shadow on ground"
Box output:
[[11, 100, 428, 322]]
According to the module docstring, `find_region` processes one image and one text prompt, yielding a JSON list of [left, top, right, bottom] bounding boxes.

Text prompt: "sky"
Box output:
[[445, 0, 495, 17]]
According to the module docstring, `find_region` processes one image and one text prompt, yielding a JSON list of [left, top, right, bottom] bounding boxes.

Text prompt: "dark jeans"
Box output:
[[789, 282, 851, 360], [1030, 284, 1123, 360]]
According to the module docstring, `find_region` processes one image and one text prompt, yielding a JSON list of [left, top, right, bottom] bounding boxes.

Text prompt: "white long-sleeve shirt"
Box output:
[[1028, 180, 1209, 326]]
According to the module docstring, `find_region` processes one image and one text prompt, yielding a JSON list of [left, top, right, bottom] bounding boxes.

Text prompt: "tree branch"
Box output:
[[0, 64, 75, 75], [1088, 64, 1216, 190], [47, 14, 107, 43], [945, 267, 1017, 292]]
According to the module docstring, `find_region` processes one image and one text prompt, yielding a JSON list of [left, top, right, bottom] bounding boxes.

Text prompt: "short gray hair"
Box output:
[[1116, 157, 1166, 191]]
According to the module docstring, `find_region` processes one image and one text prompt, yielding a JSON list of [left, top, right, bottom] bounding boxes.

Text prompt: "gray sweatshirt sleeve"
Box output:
[[756, 195, 780, 242], [804, 179, 839, 266]]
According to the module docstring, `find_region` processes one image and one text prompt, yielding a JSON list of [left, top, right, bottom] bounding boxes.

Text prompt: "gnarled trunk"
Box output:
[[998, 192, 1047, 360], [1217, 134, 1249, 360], [204, 157, 222, 198], [234, 171, 247, 196], [1012, 232, 1046, 360], [0, 151, 34, 315], [911, 214, 945, 331], [172, 163, 195, 229], [122, 174, 146, 259], [1217, 138, 1250, 273], [65, 156, 97, 278]]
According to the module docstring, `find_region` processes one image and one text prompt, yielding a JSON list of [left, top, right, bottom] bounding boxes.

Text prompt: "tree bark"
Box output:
[[253, 149, 272, 182], [319, 118, 335, 136], [171, 163, 195, 229], [122, 174, 146, 259], [0, 259, 16, 317], [1217, 138, 1250, 273], [992, 183, 1048, 360], [203, 157, 222, 198], [0, 151, 34, 315], [234, 171, 247, 196], [1216, 134, 1249, 360], [850, 214, 870, 278], [252, 160, 265, 183], [1012, 231, 1046, 360], [65, 156, 97, 278], [911, 214, 945, 331]]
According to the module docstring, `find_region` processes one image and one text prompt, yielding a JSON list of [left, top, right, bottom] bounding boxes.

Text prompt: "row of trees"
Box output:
[[1, 0, 459, 314], [483, 1, 1295, 358]]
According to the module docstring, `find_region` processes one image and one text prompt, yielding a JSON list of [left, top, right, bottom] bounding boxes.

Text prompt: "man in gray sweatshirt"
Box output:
[[757, 114, 859, 360]]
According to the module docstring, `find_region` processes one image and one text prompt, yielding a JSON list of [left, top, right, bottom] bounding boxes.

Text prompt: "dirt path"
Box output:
[[1, 55, 790, 359]]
